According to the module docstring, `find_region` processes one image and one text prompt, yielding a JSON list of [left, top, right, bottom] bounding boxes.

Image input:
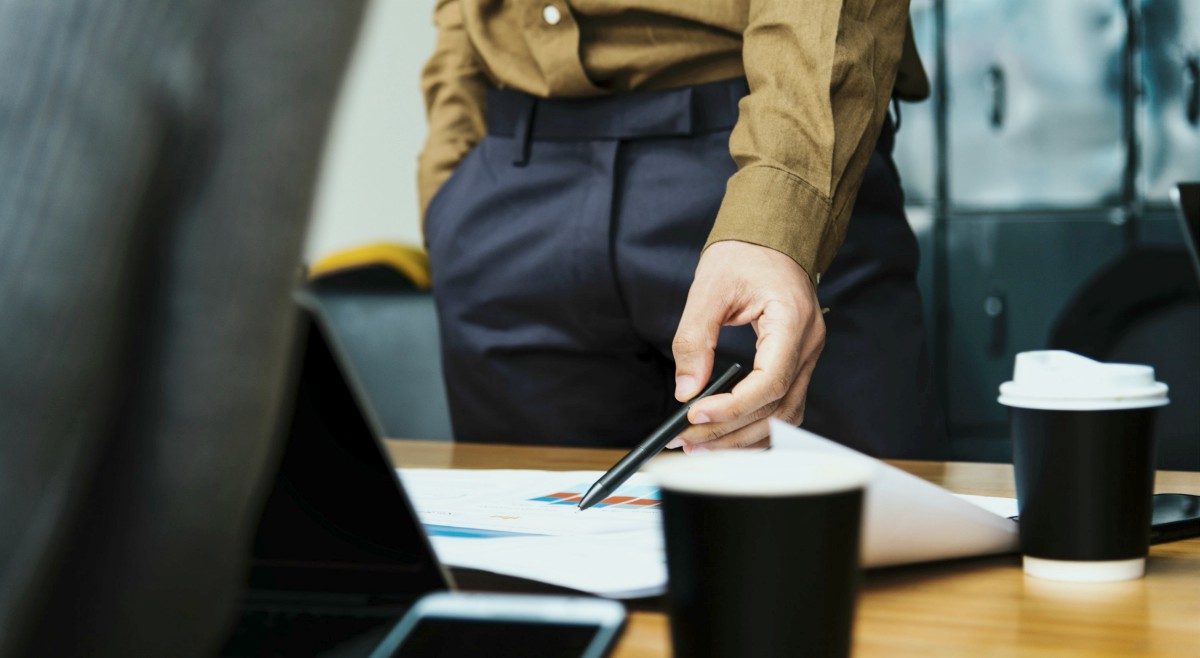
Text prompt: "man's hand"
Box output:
[[667, 240, 825, 452]]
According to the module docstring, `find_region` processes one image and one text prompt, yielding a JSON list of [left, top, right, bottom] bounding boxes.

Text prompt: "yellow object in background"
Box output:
[[309, 243, 431, 291]]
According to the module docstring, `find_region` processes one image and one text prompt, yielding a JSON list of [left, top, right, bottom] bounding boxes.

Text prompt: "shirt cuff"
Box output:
[[705, 165, 841, 287]]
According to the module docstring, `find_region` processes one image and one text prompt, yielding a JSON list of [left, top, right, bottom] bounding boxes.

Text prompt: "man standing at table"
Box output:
[[419, 0, 945, 459]]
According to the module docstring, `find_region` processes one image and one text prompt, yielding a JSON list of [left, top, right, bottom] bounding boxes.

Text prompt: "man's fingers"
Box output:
[[675, 369, 812, 452], [690, 367, 786, 423], [672, 296, 722, 402], [683, 418, 771, 453], [689, 309, 810, 423], [743, 436, 772, 450], [676, 391, 779, 443]]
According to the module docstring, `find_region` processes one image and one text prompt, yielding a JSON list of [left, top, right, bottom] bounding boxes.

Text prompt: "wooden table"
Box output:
[[385, 440, 1200, 657]]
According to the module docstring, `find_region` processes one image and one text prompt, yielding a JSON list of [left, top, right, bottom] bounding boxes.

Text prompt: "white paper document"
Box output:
[[768, 419, 1020, 568], [397, 421, 1019, 599], [397, 469, 667, 598]]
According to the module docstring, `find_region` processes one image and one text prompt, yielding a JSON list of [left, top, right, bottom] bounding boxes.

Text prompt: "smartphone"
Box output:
[[368, 592, 627, 658], [1007, 493, 1199, 544], [1151, 493, 1200, 544]]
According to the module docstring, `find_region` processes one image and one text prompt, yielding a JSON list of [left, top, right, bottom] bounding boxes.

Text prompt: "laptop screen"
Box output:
[[1174, 183, 1200, 281], [244, 301, 449, 600]]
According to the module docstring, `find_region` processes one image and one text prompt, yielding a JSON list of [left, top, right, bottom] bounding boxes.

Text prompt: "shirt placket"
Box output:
[[520, 0, 604, 96]]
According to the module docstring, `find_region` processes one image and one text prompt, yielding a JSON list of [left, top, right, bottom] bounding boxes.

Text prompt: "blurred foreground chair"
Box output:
[[308, 243, 453, 441], [0, 2, 365, 656]]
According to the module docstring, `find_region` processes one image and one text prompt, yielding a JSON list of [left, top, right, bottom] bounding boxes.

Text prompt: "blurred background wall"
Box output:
[[304, 0, 433, 261], [306, 0, 1199, 466]]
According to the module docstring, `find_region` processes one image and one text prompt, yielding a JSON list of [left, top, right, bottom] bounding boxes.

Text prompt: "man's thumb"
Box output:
[[672, 316, 718, 402]]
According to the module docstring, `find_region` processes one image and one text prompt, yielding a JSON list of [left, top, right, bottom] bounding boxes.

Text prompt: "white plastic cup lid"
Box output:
[[998, 350, 1169, 411], [648, 451, 876, 498]]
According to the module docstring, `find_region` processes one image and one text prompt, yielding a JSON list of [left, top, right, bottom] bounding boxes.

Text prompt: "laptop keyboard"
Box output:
[[221, 609, 399, 657]]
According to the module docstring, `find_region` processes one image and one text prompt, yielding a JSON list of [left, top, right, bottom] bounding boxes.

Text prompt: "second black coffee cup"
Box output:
[[999, 351, 1169, 582]]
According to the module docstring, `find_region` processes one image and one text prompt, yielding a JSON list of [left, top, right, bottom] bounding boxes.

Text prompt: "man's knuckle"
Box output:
[[766, 374, 791, 400], [672, 334, 705, 355], [718, 399, 744, 420], [749, 400, 777, 422], [781, 404, 805, 425], [708, 422, 733, 442]]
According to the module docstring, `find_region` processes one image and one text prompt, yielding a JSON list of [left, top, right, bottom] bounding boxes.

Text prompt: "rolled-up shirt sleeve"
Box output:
[[705, 0, 911, 285], [417, 0, 488, 231]]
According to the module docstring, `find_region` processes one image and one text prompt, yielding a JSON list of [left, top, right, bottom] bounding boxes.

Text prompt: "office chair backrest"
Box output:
[[1051, 248, 1200, 471], [308, 268, 454, 441]]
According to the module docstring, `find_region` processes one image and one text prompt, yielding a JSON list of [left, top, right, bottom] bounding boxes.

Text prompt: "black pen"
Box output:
[[577, 363, 745, 511]]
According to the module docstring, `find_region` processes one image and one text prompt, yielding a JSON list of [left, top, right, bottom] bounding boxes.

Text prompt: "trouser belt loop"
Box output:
[[511, 94, 538, 167]]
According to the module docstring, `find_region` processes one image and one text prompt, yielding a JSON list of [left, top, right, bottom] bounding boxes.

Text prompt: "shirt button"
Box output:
[[542, 5, 562, 25]]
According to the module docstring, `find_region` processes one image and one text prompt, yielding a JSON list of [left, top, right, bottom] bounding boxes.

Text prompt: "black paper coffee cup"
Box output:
[[649, 452, 874, 658], [999, 351, 1169, 582]]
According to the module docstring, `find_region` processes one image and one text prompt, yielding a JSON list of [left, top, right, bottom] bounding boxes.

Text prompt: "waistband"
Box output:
[[487, 76, 894, 166], [487, 77, 749, 141]]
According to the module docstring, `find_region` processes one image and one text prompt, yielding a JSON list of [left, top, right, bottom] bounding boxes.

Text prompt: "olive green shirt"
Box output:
[[419, 0, 927, 283]]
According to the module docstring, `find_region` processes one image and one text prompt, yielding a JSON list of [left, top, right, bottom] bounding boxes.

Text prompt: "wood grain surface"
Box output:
[[386, 439, 1200, 657]]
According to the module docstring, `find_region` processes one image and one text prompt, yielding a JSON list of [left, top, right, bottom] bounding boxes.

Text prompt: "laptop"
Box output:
[[1172, 182, 1200, 282], [221, 295, 454, 657]]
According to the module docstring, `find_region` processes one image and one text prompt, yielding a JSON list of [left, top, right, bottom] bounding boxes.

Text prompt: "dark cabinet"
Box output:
[[943, 217, 1125, 443], [891, 0, 1199, 462]]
